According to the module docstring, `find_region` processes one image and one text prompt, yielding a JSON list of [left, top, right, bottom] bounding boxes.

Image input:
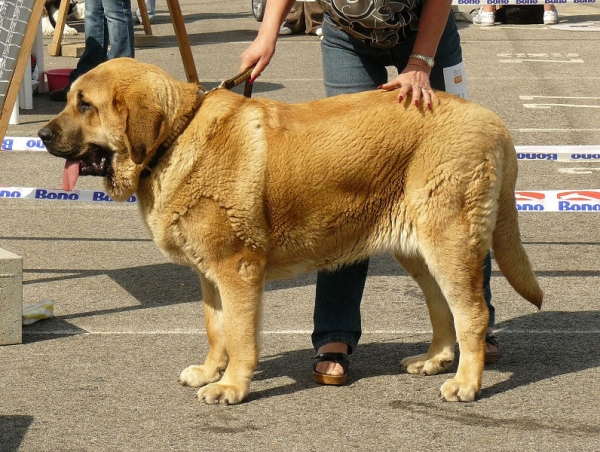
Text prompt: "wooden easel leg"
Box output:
[[48, 0, 71, 56], [136, 0, 153, 35], [165, 0, 199, 84]]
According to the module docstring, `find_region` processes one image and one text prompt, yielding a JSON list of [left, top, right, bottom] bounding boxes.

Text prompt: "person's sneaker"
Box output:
[[49, 86, 69, 102], [279, 24, 293, 35], [472, 7, 495, 26], [543, 10, 559, 25]]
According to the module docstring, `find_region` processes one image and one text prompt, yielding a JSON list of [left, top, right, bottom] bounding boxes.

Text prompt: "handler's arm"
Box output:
[[239, 0, 296, 82], [408, 0, 453, 72], [379, 0, 453, 108]]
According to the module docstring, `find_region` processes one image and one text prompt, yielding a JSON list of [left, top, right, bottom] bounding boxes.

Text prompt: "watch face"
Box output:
[[423, 56, 434, 67]]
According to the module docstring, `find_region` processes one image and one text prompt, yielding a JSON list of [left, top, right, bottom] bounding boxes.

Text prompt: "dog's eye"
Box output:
[[79, 100, 94, 113]]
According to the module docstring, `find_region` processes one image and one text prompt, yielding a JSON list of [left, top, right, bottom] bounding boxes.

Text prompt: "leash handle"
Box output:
[[220, 66, 255, 98]]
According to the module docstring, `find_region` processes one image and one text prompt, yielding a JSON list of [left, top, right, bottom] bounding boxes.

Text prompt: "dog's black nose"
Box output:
[[38, 126, 55, 144]]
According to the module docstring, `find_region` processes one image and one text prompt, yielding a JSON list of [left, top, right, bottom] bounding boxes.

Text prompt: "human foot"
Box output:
[[485, 328, 499, 364], [313, 342, 349, 385]]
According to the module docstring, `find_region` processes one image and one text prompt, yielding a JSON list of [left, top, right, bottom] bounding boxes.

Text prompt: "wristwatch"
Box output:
[[409, 53, 435, 68]]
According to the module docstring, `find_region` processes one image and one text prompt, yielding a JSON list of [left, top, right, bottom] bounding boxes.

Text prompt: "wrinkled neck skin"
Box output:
[[105, 74, 204, 202]]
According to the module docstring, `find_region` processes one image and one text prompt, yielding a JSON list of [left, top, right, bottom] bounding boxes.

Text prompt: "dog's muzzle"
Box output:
[[38, 125, 112, 177]]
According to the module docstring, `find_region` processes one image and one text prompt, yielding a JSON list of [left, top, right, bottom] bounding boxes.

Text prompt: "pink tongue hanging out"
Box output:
[[62, 160, 80, 191]]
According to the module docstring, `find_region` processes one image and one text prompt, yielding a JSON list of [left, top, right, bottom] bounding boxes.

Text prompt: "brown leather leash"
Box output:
[[209, 65, 254, 98]]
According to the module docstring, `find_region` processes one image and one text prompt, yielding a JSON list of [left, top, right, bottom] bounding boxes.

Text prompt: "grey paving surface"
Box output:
[[1, 2, 600, 451]]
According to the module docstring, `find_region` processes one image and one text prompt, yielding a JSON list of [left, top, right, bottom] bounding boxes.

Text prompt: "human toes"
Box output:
[[315, 361, 345, 376]]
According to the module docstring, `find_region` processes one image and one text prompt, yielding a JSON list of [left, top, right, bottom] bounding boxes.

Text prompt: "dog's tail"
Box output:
[[491, 140, 543, 309]]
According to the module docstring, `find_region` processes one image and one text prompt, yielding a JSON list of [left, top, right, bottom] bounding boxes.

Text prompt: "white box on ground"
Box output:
[[0, 248, 23, 345]]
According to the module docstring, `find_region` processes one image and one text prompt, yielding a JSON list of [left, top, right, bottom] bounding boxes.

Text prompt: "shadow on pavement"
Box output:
[[247, 311, 600, 404], [0, 415, 34, 452]]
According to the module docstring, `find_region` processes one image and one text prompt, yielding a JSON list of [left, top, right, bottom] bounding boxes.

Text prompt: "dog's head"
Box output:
[[39, 58, 204, 201]]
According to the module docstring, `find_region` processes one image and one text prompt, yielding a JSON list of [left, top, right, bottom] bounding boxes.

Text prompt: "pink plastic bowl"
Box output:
[[45, 69, 73, 91]]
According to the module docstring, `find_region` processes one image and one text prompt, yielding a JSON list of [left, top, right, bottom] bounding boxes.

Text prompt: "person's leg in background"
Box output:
[[543, 4, 559, 25], [312, 15, 395, 383], [134, 0, 156, 24], [103, 0, 135, 60], [304, 1, 324, 36], [50, 0, 107, 100], [51, 0, 134, 101], [280, 1, 305, 35], [71, 0, 108, 81], [473, 5, 496, 26]]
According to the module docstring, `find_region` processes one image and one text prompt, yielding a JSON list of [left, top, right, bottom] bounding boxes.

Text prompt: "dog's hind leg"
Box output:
[[419, 234, 489, 402], [179, 275, 229, 388], [396, 253, 456, 375]]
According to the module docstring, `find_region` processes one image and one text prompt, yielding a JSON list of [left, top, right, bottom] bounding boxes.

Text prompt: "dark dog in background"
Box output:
[[495, 6, 544, 24], [42, 0, 85, 37]]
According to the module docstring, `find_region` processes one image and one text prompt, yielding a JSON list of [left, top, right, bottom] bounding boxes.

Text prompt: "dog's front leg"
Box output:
[[179, 275, 229, 388], [195, 253, 265, 405]]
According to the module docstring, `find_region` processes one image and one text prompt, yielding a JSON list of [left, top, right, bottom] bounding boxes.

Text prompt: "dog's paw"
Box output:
[[179, 365, 222, 388], [401, 352, 454, 375], [440, 377, 480, 402], [63, 24, 78, 35], [196, 382, 248, 405]]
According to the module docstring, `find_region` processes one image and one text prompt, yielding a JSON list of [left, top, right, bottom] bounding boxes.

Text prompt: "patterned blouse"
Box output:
[[316, 0, 424, 48]]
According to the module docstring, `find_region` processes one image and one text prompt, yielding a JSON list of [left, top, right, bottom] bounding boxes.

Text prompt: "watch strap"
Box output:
[[409, 53, 435, 68]]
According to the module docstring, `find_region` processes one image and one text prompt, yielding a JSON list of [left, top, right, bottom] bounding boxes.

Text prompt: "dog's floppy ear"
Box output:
[[113, 91, 167, 165]]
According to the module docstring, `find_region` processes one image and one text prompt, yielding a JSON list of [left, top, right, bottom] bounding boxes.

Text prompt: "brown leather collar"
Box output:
[[139, 89, 203, 178]]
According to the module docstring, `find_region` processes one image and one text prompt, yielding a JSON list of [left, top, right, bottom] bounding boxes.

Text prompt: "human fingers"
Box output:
[[239, 42, 275, 83], [380, 73, 428, 106], [408, 84, 441, 110]]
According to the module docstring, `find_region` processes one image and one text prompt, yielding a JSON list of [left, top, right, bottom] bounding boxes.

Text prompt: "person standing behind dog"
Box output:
[[279, 1, 324, 37], [50, 0, 135, 101], [240, 0, 499, 385], [473, 4, 558, 26], [134, 0, 155, 24]]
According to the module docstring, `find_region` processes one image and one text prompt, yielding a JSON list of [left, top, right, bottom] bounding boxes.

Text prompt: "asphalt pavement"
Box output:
[[1, 2, 599, 451]]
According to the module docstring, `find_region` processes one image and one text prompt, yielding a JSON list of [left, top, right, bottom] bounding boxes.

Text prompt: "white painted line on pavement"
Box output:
[[498, 53, 583, 64], [22, 329, 600, 336], [512, 129, 600, 132], [520, 95, 600, 109], [523, 103, 600, 109], [558, 168, 600, 175], [520, 96, 600, 101]]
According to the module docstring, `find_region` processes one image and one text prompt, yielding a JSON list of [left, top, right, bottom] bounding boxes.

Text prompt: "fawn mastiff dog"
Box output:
[[39, 58, 543, 405]]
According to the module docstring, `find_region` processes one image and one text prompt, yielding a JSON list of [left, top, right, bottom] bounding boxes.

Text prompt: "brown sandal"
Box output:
[[313, 352, 349, 386]]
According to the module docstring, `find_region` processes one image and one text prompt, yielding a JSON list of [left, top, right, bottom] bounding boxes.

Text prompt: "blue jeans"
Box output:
[[312, 12, 494, 353], [69, 0, 135, 85], [135, 0, 156, 22]]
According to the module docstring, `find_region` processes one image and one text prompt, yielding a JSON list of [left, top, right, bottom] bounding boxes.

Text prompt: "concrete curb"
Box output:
[[0, 247, 23, 345]]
